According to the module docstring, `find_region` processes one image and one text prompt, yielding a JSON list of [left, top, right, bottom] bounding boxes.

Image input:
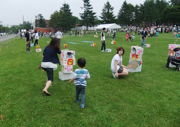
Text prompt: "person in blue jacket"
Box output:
[[41, 38, 61, 96], [141, 28, 148, 47]]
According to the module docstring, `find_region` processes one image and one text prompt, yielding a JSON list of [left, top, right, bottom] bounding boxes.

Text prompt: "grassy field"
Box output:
[[0, 32, 180, 127]]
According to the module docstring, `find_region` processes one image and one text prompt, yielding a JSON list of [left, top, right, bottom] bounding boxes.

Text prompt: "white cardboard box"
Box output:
[[59, 71, 75, 81]]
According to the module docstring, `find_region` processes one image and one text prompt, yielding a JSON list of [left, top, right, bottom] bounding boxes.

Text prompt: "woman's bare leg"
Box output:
[[43, 80, 52, 94]]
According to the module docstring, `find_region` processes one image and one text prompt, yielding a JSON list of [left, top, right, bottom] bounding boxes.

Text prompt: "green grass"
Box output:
[[0, 33, 180, 127]]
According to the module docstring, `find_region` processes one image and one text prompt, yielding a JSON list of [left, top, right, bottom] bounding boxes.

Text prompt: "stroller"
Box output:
[[166, 47, 180, 71]]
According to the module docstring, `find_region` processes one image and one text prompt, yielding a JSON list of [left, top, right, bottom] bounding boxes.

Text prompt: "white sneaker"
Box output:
[[112, 73, 116, 79], [101, 50, 104, 52]]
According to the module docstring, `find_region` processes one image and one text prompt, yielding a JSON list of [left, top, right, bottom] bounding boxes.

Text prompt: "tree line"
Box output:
[[0, 21, 32, 33], [49, 0, 180, 31], [1, 0, 179, 33]]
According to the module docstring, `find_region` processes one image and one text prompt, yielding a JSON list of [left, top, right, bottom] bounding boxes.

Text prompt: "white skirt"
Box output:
[[111, 65, 120, 73], [41, 62, 58, 70]]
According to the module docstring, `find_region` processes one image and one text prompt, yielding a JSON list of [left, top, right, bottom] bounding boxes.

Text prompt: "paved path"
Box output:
[[0, 34, 18, 42]]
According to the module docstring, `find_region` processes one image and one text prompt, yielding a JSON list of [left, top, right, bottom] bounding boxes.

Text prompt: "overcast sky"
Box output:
[[0, 0, 146, 26]]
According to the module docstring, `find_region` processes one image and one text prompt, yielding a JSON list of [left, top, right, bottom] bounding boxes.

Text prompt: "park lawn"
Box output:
[[0, 33, 179, 127]]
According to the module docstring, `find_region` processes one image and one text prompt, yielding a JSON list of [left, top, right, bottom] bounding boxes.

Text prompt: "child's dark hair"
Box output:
[[116, 47, 125, 55], [77, 57, 86, 68]]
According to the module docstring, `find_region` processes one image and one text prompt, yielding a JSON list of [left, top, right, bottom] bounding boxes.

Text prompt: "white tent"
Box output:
[[95, 23, 121, 30], [72, 26, 96, 31]]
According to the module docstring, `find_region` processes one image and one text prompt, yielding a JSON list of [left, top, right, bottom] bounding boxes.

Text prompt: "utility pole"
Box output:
[[22, 15, 24, 24]]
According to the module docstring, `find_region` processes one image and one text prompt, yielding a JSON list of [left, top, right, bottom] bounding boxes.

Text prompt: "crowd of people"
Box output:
[[122, 25, 179, 33], [21, 29, 63, 52], [23, 29, 40, 52]]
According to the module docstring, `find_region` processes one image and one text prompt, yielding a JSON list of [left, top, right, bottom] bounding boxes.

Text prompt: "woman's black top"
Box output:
[[42, 46, 61, 64]]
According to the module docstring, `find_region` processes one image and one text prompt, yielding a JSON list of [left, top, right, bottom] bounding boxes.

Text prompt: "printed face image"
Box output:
[[131, 48, 138, 60]]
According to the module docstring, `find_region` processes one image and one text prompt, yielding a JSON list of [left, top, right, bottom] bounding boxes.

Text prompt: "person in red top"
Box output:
[[125, 32, 130, 42]]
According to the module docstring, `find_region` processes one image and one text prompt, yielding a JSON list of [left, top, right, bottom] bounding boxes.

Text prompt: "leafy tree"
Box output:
[[133, 5, 144, 25], [59, 3, 78, 31], [49, 3, 79, 31], [117, 0, 170, 25], [117, 1, 135, 25], [171, 0, 180, 6], [49, 11, 60, 29], [80, 0, 96, 30], [155, 0, 168, 24], [0, 25, 9, 33], [9, 25, 21, 33], [20, 21, 32, 30], [35, 14, 46, 27], [100, 1, 116, 23], [143, 0, 157, 24], [142, 0, 168, 24], [163, 6, 180, 24]]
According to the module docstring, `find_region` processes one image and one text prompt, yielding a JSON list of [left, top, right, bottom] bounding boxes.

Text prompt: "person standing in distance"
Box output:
[[100, 28, 106, 52], [34, 30, 40, 46], [25, 29, 30, 52]]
